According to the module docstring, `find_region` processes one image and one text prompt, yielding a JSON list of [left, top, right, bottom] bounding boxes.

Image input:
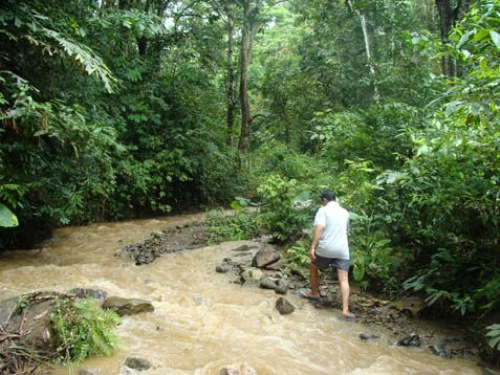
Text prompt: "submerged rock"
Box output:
[[218, 362, 257, 375], [431, 343, 452, 359], [397, 333, 421, 347], [124, 355, 152, 370], [102, 296, 154, 316]]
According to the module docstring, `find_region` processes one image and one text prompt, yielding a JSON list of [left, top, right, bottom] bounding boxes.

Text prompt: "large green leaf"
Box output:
[[0, 204, 19, 228]]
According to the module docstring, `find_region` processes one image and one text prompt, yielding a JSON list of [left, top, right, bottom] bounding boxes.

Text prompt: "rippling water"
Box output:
[[0, 215, 485, 374]]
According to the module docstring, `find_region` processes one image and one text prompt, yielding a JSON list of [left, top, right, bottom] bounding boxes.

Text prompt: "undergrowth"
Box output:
[[51, 297, 122, 365]]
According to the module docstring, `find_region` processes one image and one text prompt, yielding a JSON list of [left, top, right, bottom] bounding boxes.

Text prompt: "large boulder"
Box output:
[[251, 247, 281, 268], [0, 292, 67, 352]]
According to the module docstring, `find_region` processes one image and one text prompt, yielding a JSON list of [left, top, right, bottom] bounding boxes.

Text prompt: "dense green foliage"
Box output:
[[0, 0, 498, 353]]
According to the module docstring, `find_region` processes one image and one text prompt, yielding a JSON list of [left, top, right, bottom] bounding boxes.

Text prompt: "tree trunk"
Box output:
[[237, 0, 259, 155], [225, 15, 237, 146], [347, 0, 379, 103], [435, 0, 472, 77]]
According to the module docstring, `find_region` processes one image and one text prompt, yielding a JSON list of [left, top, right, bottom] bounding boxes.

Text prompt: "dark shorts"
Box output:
[[313, 254, 350, 271]]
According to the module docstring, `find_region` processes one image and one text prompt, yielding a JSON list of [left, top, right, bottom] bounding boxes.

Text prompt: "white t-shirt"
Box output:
[[314, 201, 350, 260]]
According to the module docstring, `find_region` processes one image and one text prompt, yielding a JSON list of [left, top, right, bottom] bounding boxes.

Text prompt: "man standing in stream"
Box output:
[[299, 189, 355, 320]]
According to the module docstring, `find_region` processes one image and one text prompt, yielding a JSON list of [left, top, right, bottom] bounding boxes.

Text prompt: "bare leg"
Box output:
[[309, 262, 320, 297], [337, 268, 354, 317]]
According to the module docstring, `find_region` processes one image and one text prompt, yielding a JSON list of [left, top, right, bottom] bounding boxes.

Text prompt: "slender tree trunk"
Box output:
[[435, 0, 472, 77], [347, 0, 379, 103], [435, 0, 456, 76], [237, 0, 259, 155], [226, 17, 237, 146], [238, 28, 251, 154]]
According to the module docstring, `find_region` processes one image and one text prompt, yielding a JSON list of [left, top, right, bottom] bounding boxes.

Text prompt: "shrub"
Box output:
[[204, 205, 257, 244]]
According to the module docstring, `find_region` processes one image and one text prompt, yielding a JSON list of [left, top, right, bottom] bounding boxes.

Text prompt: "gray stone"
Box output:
[[218, 362, 257, 375], [216, 263, 232, 273], [0, 296, 20, 327], [264, 259, 283, 271], [0, 292, 61, 352], [70, 287, 107, 301], [251, 247, 281, 268], [79, 368, 102, 375], [259, 276, 279, 290], [231, 244, 250, 252], [275, 297, 295, 315], [120, 367, 138, 375], [102, 297, 154, 316], [397, 333, 421, 347], [359, 333, 380, 341], [274, 279, 288, 295], [240, 267, 263, 283], [124, 355, 152, 370]]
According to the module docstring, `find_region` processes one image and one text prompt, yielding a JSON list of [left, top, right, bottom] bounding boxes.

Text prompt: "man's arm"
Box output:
[[309, 224, 324, 260]]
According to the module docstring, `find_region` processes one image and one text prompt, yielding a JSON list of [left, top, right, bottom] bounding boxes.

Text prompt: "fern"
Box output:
[[486, 324, 500, 351], [51, 297, 121, 365], [285, 239, 310, 268], [4, 2, 116, 92]]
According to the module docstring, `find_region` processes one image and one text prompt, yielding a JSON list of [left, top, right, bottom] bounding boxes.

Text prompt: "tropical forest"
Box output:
[[0, 0, 499, 368]]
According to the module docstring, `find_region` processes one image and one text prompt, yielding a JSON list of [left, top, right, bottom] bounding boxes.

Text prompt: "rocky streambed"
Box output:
[[121, 222, 495, 368]]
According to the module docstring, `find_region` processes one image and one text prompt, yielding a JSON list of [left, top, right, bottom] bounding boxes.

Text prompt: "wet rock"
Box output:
[[431, 343, 452, 359], [259, 276, 288, 295], [289, 269, 307, 281], [251, 247, 280, 268], [0, 296, 20, 327], [216, 263, 232, 273], [124, 355, 152, 370], [0, 292, 65, 352], [275, 297, 295, 315], [260, 276, 279, 290], [79, 368, 102, 375], [399, 308, 414, 318], [240, 267, 263, 283], [231, 246, 258, 265], [231, 244, 250, 252], [397, 333, 421, 347], [359, 333, 380, 341], [218, 362, 257, 375], [274, 279, 288, 295], [120, 367, 138, 375], [264, 259, 283, 271], [102, 296, 154, 316], [70, 287, 107, 302]]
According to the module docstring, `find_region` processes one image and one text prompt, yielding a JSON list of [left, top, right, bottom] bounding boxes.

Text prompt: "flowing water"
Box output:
[[0, 215, 486, 374]]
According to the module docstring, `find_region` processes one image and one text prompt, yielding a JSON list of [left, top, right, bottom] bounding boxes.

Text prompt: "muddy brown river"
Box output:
[[0, 215, 487, 374]]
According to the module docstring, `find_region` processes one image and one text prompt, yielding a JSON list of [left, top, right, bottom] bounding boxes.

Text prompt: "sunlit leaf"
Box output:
[[490, 30, 500, 47], [0, 204, 19, 227]]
